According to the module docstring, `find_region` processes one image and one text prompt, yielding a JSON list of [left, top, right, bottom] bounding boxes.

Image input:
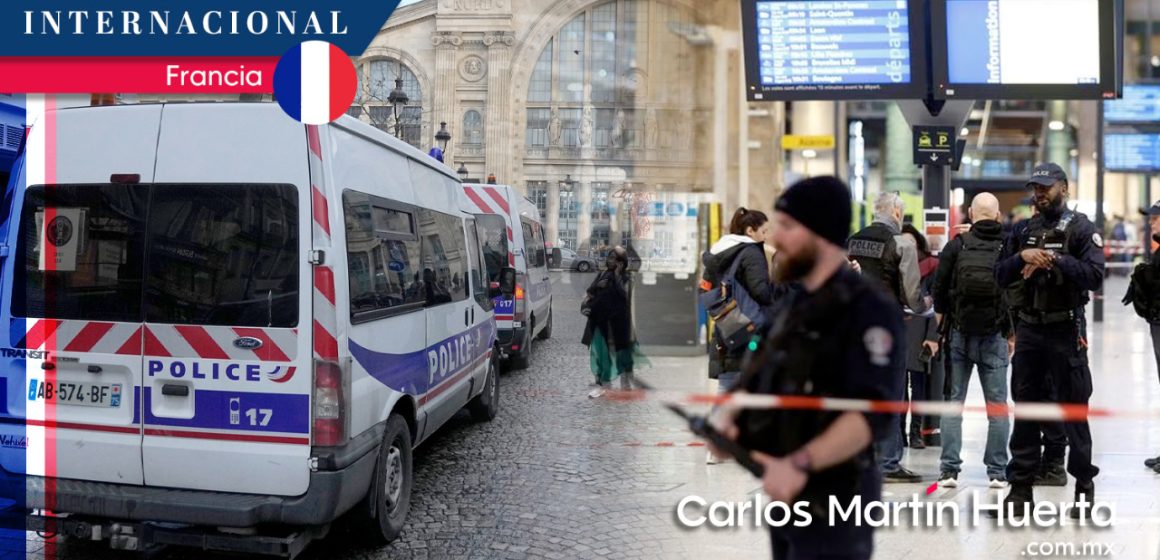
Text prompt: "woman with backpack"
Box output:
[[703, 209, 778, 392]]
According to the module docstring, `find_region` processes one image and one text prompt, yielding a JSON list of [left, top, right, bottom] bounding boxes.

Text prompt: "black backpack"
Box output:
[[951, 232, 1004, 335]]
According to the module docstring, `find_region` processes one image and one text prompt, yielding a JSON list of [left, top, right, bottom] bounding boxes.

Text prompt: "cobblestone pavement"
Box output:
[[8, 273, 1160, 559]]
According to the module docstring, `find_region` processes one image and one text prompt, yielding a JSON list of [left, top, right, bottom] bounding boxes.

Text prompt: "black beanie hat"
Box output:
[[773, 176, 852, 248]]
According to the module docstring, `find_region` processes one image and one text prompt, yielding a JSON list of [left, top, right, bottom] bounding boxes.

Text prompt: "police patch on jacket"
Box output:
[[848, 239, 886, 259], [863, 327, 893, 366], [1091, 232, 1103, 248]]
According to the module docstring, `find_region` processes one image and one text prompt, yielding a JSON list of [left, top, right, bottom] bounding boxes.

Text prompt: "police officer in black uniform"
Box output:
[[712, 177, 904, 560], [996, 163, 1104, 518]]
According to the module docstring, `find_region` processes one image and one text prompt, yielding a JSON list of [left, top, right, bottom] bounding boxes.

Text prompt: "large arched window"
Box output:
[[355, 59, 423, 148], [524, 0, 697, 157]]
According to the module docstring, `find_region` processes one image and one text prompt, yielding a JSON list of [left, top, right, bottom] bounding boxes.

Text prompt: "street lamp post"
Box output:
[[457, 163, 469, 183], [435, 122, 451, 152], [387, 77, 409, 139]]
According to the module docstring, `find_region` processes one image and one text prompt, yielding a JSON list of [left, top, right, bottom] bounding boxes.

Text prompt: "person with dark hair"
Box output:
[[582, 246, 637, 398], [710, 176, 904, 560], [996, 163, 1104, 520], [701, 208, 779, 464], [899, 224, 940, 452]]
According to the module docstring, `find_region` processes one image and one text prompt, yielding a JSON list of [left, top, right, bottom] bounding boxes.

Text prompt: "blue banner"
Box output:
[[2, 1, 401, 56]]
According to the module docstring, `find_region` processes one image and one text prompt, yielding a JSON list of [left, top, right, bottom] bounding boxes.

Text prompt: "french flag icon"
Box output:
[[274, 41, 358, 125]]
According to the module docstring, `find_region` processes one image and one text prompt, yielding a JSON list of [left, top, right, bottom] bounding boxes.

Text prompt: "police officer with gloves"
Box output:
[[711, 176, 904, 560], [996, 163, 1104, 519]]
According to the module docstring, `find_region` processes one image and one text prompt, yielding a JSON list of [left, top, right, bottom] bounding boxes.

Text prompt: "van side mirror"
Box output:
[[497, 267, 517, 297]]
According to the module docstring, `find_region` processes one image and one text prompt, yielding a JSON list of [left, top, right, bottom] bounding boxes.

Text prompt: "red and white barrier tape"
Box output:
[[603, 390, 1143, 423]]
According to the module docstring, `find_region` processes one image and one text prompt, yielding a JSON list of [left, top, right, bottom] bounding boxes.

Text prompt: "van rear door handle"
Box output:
[[161, 384, 189, 397], [465, 307, 470, 326]]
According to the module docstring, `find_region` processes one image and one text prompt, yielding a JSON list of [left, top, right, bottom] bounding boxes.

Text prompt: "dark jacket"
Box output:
[[702, 236, 775, 372], [933, 219, 1012, 337], [582, 269, 634, 350]]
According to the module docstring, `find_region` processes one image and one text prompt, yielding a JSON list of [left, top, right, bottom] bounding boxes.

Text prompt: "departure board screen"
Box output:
[[934, 0, 1116, 99], [1104, 134, 1160, 173], [743, 0, 926, 101], [1104, 85, 1160, 124]]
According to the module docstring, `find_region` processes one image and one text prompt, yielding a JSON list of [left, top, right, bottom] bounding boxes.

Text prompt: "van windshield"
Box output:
[[476, 214, 508, 282], [13, 183, 299, 327]]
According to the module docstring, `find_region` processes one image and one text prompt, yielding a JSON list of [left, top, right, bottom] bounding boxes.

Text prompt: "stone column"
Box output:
[[790, 101, 836, 179], [546, 180, 561, 248], [884, 102, 918, 194], [431, 31, 462, 161], [576, 180, 593, 252], [484, 31, 515, 183]]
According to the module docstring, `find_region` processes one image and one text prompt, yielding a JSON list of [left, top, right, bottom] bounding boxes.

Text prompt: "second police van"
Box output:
[[461, 183, 552, 370], [0, 102, 511, 555]]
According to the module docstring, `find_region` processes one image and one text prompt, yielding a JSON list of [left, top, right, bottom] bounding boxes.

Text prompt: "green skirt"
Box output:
[[588, 329, 647, 384]]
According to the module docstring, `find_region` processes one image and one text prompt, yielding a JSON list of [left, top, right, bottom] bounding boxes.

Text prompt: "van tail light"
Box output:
[[515, 284, 525, 300], [513, 282, 526, 321], [312, 360, 346, 446]]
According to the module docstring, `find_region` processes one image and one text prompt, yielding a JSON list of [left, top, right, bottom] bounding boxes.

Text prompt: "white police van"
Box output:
[[0, 102, 509, 556], [462, 183, 552, 369]]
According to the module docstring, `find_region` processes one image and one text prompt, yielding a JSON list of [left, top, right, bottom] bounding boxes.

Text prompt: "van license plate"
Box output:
[[28, 380, 122, 408]]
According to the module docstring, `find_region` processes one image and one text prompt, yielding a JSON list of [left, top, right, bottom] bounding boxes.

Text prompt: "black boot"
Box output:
[[909, 431, 926, 449], [1034, 462, 1067, 487], [988, 484, 1033, 519], [1069, 480, 1095, 520]]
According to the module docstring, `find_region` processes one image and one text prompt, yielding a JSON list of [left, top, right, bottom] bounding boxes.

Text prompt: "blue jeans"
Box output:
[[874, 360, 906, 473], [940, 330, 1011, 479], [718, 371, 740, 394]]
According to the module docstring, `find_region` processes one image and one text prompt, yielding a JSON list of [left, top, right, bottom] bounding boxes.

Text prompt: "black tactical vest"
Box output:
[[737, 279, 872, 508], [847, 223, 901, 305], [1022, 212, 1083, 313]]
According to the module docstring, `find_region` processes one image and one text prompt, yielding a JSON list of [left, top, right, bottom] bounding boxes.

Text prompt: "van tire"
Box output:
[[508, 349, 530, 371], [537, 308, 552, 340], [359, 414, 413, 544], [468, 355, 500, 422]]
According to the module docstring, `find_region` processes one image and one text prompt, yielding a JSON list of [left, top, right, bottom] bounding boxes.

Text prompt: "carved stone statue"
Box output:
[[611, 110, 626, 148], [579, 107, 594, 148], [644, 108, 658, 148], [547, 107, 562, 146]]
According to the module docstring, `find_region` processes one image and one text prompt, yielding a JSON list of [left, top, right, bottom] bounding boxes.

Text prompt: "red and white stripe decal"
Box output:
[[462, 185, 498, 215], [308, 124, 340, 361], [15, 319, 143, 355], [482, 186, 510, 215], [141, 325, 297, 361], [506, 226, 515, 266]]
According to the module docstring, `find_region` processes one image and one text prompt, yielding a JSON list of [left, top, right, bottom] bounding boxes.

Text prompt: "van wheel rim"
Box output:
[[384, 446, 403, 512], [489, 364, 498, 402]]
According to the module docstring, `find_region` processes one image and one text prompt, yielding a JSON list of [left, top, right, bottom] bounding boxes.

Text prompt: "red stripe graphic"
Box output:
[[144, 428, 309, 446], [306, 124, 323, 160], [142, 327, 172, 357], [175, 326, 230, 360], [506, 227, 513, 240], [16, 419, 308, 444], [24, 319, 62, 350], [115, 326, 143, 355], [63, 322, 114, 353], [312, 185, 331, 236], [44, 95, 59, 535], [463, 187, 495, 214], [313, 320, 338, 360], [232, 328, 291, 362], [420, 351, 488, 405], [22, 418, 139, 435], [314, 266, 336, 305], [483, 187, 510, 214]]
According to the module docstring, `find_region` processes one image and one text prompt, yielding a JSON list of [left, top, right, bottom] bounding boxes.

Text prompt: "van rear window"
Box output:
[[13, 184, 299, 328], [476, 214, 507, 281]]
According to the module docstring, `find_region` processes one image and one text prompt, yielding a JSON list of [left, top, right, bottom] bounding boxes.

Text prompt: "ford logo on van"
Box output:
[[233, 337, 264, 350]]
